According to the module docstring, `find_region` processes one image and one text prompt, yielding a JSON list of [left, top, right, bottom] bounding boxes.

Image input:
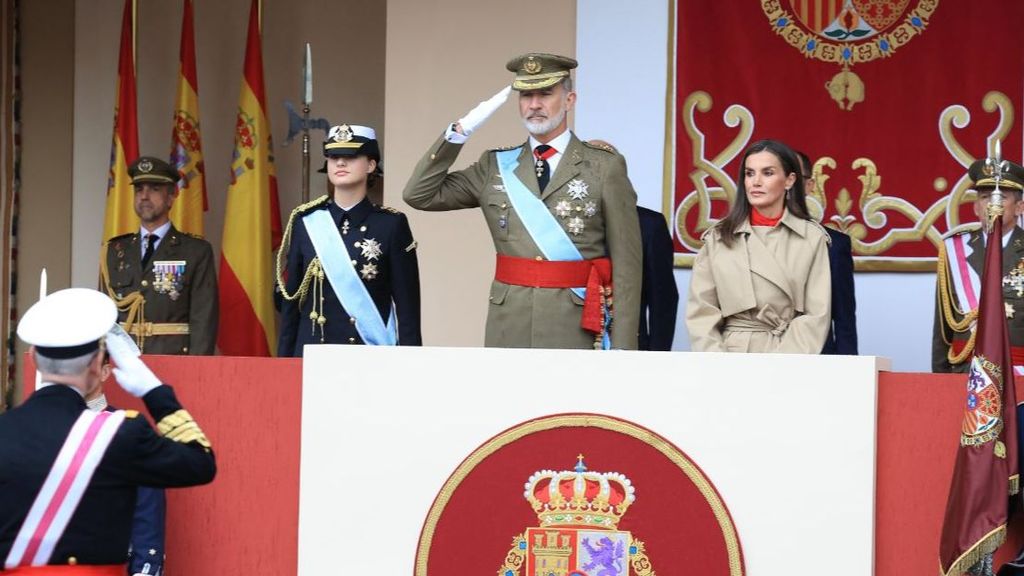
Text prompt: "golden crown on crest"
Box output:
[[523, 455, 635, 530]]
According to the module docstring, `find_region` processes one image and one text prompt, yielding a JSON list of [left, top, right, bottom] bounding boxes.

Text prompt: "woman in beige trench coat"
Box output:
[[686, 139, 831, 353]]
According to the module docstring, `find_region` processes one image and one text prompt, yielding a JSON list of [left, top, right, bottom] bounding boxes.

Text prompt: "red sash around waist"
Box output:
[[4, 566, 125, 575], [494, 254, 612, 334], [950, 340, 1024, 367]]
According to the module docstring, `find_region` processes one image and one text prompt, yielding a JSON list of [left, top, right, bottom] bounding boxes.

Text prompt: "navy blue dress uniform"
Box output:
[[821, 228, 858, 355], [277, 125, 421, 356], [99, 156, 218, 355], [637, 206, 679, 351], [0, 288, 215, 572]]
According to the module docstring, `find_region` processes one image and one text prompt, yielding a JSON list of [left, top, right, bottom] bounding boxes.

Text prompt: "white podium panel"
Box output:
[[299, 347, 884, 575]]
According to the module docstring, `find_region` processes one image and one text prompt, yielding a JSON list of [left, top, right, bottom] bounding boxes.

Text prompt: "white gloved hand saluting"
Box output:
[[456, 85, 513, 137], [106, 332, 162, 398]]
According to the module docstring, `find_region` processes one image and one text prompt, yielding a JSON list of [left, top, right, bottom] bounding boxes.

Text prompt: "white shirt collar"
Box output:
[[528, 130, 573, 179], [529, 129, 572, 156], [140, 220, 172, 241]]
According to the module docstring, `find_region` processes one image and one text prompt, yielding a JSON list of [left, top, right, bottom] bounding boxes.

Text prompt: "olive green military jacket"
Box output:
[[686, 211, 832, 353], [403, 132, 642, 349], [933, 226, 1024, 373], [100, 225, 218, 355]]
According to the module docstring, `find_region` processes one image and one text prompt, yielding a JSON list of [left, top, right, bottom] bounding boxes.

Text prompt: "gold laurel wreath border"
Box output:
[[414, 414, 744, 576], [761, 0, 939, 67]]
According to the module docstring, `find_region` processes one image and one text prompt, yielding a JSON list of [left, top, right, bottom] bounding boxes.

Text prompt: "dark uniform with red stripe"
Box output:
[[0, 384, 215, 569]]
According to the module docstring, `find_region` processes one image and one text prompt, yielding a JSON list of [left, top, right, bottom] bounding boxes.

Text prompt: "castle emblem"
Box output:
[[497, 456, 656, 576], [762, 0, 939, 110]]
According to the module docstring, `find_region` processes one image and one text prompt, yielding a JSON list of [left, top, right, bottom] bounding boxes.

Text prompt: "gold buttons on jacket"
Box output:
[[348, 337, 356, 343], [349, 317, 356, 325], [141, 280, 149, 287], [535, 256, 543, 261], [68, 557, 77, 565]]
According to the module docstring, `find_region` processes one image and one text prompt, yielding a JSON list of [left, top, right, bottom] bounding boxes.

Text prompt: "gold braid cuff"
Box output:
[[99, 243, 148, 352], [157, 409, 211, 449], [936, 241, 979, 364]]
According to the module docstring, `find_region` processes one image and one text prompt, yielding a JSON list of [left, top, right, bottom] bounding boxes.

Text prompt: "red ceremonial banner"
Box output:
[[672, 0, 1024, 271], [417, 414, 743, 576]]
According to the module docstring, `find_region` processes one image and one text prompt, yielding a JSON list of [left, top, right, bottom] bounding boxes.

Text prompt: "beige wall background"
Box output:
[[70, 0, 386, 288], [14, 0, 578, 380], [385, 0, 576, 346]]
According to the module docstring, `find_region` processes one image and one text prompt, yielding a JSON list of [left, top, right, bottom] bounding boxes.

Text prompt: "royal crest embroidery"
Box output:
[[762, 0, 939, 110], [567, 179, 589, 201], [360, 238, 383, 261], [329, 124, 353, 142], [497, 456, 655, 576], [961, 355, 1004, 447], [360, 262, 378, 280], [171, 110, 203, 191], [138, 158, 154, 173]]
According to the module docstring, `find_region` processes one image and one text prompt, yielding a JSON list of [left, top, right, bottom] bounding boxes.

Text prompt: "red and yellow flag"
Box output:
[[939, 213, 1020, 575], [169, 0, 206, 236], [217, 0, 282, 356], [102, 0, 139, 241]]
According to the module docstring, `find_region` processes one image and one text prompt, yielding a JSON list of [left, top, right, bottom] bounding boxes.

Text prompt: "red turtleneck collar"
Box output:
[[750, 208, 783, 227]]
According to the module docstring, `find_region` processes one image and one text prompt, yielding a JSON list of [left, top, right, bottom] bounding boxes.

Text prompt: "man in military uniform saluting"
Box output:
[[100, 156, 218, 355], [933, 157, 1024, 372], [403, 53, 642, 349], [0, 288, 215, 573], [277, 124, 421, 356]]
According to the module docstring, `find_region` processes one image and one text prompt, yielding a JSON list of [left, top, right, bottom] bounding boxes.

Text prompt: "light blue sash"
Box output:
[[303, 209, 397, 345], [495, 148, 610, 349]]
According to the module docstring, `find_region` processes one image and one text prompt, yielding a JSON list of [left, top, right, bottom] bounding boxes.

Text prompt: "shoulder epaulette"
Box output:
[[104, 232, 135, 246], [584, 139, 619, 154], [124, 409, 140, 419], [376, 205, 403, 215], [941, 222, 982, 240], [182, 231, 207, 240], [290, 194, 331, 218], [490, 144, 521, 152]]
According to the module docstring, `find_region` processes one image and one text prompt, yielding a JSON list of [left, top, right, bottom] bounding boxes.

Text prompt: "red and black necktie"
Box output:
[[534, 144, 557, 191]]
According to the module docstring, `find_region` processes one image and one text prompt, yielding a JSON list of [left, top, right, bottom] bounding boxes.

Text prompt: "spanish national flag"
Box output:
[[217, 0, 282, 356], [101, 0, 139, 242], [168, 0, 206, 236]]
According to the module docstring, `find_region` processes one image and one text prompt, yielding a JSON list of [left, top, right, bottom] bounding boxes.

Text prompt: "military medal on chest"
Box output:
[[352, 233, 382, 280], [153, 260, 186, 300], [1003, 260, 1024, 298], [552, 178, 595, 236]]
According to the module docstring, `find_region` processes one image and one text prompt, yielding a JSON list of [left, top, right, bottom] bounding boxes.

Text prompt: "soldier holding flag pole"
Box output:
[[939, 143, 1021, 576]]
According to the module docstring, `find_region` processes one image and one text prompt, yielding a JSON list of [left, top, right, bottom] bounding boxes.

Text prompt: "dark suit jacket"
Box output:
[[822, 228, 858, 355], [637, 206, 679, 351]]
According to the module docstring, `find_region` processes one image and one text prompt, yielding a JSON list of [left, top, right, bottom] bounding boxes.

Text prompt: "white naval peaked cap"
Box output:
[[18, 288, 116, 358]]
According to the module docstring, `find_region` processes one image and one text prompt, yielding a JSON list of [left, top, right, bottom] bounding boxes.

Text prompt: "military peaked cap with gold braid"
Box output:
[[506, 52, 578, 91], [969, 157, 1024, 192]]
